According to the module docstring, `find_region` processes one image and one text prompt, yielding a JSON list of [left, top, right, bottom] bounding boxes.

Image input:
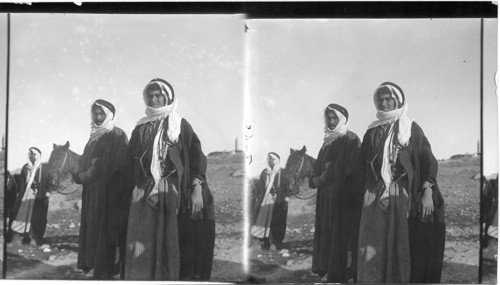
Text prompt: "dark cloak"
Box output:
[[310, 131, 361, 282], [250, 168, 290, 245], [359, 121, 445, 283], [123, 118, 215, 281], [11, 162, 51, 241], [75, 127, 129, 279]]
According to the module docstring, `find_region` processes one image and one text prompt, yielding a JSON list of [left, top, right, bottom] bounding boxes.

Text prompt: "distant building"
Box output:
[[233, 137, 243, 153], [450, 153, 474, 160]]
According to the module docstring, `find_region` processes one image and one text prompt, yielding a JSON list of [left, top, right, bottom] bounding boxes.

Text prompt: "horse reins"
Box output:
[[293, 155, 317, 200], [54, 151, 68, 186], [54, 150, 81, 195], [295, 156, 305, 179]]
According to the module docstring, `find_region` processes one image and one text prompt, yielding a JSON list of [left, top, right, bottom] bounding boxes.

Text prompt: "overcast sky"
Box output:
[[246, 19, 497, 176], [0, 14, 244, 169], [0, 16, 497, 176]]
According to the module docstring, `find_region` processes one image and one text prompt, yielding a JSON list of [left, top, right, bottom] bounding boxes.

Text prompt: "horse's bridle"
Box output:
[[294, 155, 305, 181], [292, 154, 316, 200], [54, 150, 69, 186]]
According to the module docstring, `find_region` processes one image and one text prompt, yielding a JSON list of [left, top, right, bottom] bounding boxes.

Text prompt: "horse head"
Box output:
[[283, 145, 315, 195], [6, 170, 19, 193], [47, 141, 80, 189]]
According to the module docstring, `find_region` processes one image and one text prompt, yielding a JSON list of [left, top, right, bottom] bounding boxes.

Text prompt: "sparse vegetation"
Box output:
[[248, 156, 496, 283], [5, 152, 246, 281]]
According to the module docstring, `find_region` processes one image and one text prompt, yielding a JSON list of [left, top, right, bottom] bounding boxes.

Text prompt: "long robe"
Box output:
[[310, 131, 361, 282], [357, 121, 445, 283], [11, 163, 51, 241], [123, 118, 215, 281], [75, 127, 129, 279], [250, 168, 289, 245]]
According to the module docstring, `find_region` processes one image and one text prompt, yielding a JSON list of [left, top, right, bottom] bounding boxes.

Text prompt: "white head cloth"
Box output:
[[89, 101, 115, 143], [265, 152, 281, 195], [368, 82, 414, 195], [25, 147, 42, 194], [137, 79, 183, 196], [324, 105, 349, 146]]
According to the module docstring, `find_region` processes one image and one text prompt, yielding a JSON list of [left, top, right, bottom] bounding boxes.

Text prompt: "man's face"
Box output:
[[325, 111, 339, 130], [92, 106, 107, 126], [28, 150, 36, 164], [267, 155, 277, 168], [147, 90, 166, 108], [378, 93, 396, 111]]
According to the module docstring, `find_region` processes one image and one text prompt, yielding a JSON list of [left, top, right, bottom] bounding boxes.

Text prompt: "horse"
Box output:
[[481, 174, 498, 248], [5, 170, 21, 223], [46, 141, 82, 194], [282, 146, 317, 198]]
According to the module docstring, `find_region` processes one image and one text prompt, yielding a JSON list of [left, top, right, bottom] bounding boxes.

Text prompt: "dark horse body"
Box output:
[[5, 171, 21, 223], [283, 146, 316, 197], [482, 174, 498, 248]]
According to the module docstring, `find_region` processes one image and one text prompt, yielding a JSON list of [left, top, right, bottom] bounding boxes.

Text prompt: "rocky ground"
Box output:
[[2, 153, 497, 283], [4, 152, 246, 281], [248, 156, 498, 283]]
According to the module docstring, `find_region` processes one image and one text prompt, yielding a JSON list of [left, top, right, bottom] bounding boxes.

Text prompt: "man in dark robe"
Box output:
[[250, 152, 290, 250], [309, 104, 361, 283], [357, 82, 445, 283], [74, 99, 129, 280], [9, 147, 51, 245], [123, 78, 215, 281]]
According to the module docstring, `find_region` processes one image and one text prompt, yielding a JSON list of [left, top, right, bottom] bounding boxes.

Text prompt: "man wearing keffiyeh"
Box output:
[[9, 147, 51, 245], [357, 82, 445, 283], [74, 99, 129, 280], [250, 152, 290, 250], [309, 103, 361, 283], [123, 78, 215, 281]]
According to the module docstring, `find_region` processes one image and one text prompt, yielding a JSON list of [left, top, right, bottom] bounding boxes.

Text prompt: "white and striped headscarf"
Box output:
[[89, 99, 116, 143], [368, 82, 414, 195], [25, 147, 42, 194], [265, 152, 281, 195], [324, 103, 349, 146], [137, 78, 183, 196], [266, 152, 281, 174]]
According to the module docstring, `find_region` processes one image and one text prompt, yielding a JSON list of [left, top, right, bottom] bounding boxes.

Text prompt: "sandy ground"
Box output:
[[4, 152, 246, 281], [2, 153, 497, 283], [248, 156, 497, 283]]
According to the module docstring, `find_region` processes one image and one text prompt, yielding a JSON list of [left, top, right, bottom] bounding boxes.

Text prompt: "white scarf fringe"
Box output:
[[137, 85, 183, 198], [25, 150, 42, 195], [368, 102, 413, 196]]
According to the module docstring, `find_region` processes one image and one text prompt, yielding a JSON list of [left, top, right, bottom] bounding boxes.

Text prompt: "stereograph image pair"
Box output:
[[0, 13, 497, 284]]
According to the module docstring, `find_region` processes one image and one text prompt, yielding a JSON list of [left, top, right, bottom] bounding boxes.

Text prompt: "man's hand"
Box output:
[[77, 172, 88, 184], [420, 185, 434, 218], [148, 193, 159, 209], [91, 158, 102, 176], [189, 184, 204, 216], [86, 163, 96, 178], [312, 176, 321, 188]]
